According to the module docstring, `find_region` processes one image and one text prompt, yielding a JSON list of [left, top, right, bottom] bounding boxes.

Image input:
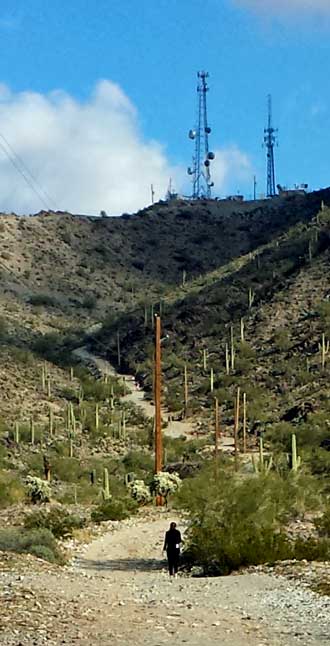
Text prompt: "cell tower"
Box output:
[[264, 94, 278, 198], [187, 71, 215, 199]]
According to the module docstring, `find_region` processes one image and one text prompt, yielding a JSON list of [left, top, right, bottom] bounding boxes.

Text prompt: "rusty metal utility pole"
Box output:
[[154, 316, 163, 505], [215, 397, 220, 460], [234, 387, 240, 472]]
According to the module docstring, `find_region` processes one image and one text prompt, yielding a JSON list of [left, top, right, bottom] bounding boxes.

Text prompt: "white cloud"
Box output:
[[210, 146, 253, 196], [233, 0, 330, 16], [0, 81, 252, 215], [0, 80, 182, 215]]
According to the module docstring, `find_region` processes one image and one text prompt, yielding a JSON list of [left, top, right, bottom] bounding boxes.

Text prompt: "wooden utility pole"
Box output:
[[234, 386, 240, 472], [154, 315, 163, 505], [243, 392, 247, 453], [215, 397, 220, 460], [117, 331, 121, 368], [184, 364, 188, 418]]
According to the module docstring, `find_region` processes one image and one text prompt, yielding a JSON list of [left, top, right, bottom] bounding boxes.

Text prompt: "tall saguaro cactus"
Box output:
[[230, 326, 235, 371], [319, 333, 330, 370], [291, 433, 301, 472], [102, 467, 111, 500], [210, 367, 214, 394], [248, 287, 255, 309], [225, 343, 230, 375], [240, 318, 245, 343]]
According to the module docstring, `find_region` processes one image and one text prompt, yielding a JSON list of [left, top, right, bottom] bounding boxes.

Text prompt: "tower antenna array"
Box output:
[[187, 71, 215, 199], [264, 94, 278, 198]]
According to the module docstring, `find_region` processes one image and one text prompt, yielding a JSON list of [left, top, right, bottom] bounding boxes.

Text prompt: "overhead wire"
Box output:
[[0, 132, 59, 211]]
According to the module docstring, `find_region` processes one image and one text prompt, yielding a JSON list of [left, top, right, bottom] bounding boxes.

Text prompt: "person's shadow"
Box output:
[[77, 557, 166, 572]]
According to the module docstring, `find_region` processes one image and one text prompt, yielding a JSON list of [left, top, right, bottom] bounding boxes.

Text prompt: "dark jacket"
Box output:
[[163, 528, 182, 552]]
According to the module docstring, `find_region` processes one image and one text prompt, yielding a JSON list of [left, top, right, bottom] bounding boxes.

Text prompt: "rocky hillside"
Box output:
[[89, 196, 330, 477], [0, 187, 330, 453]]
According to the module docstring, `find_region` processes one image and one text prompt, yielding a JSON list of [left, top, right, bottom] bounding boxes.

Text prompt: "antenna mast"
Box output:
[[187, 71, 215, 199], [264, 94, 278, 198]]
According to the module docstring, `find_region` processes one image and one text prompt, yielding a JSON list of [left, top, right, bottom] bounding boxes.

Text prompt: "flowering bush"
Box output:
[[152, 472, 182, 503], [26, 476, 51, 504], [128, 479, 151, 505]]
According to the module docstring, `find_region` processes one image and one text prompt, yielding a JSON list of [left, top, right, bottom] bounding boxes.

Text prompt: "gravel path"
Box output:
[[70, 511, 329, 645], [1, 511, 329, 645]]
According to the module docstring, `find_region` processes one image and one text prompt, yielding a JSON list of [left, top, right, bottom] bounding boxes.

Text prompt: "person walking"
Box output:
[[163, 522, 182, 577]]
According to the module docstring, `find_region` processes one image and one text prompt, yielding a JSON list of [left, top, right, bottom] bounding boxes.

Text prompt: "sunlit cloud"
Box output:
[[233, 0, 330, 16]]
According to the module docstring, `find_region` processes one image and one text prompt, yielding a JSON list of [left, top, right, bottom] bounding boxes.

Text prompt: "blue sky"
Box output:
[[0, 0, 328, 213]]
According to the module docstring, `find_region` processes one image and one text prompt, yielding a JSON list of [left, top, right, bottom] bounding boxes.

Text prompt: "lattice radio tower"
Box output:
[[264, 94, 278, 198], [187, 71, 215, 199]]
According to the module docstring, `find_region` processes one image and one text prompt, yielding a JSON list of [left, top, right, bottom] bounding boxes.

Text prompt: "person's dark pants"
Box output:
[[167, 548, 180, 575]]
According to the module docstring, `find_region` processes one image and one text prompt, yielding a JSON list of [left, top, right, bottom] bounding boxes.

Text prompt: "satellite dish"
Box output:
[[205, 126, 211, 134], [207, 152, 215, 160], [189, 129, 196, 140], [187, 167, 193, 175], [204, 159, 210, 167]]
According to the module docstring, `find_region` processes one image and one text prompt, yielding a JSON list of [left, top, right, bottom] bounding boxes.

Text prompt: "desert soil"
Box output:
[[1, 510, 329, 645]]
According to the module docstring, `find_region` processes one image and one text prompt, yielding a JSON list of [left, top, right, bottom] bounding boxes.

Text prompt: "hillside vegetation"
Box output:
[[0, 188, 330, 575]]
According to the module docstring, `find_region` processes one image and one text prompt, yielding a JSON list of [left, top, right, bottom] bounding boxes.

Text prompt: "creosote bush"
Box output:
[[91, 497, 138, 523], [176, 466, 327, 575], [0, 528, 64, 563], [0, 471, 25, 507], [24, 506, 86, 539]]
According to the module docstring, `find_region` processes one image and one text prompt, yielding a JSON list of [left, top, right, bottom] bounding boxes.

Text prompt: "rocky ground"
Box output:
[[0, 510, 329, 645]]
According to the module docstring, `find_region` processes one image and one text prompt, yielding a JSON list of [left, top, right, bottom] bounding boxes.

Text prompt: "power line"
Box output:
[[0, 133, 59, 211]]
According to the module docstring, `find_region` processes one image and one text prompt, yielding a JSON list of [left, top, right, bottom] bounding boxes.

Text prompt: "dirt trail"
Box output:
[[74, 346, 234, 447], [7, 511, 326, 646]]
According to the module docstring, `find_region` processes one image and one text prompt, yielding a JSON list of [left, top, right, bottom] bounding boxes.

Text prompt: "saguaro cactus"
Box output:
[[49, 406, 54, 435], [210, 367, 214, 394], [47, 375, 51, 398], [41, 365, 46, 392], [30, 419, 35, 445], [252, 437, 273, 475], [230, 326, 235, 371], [225, 343, 230, 375], [240, 318, 245, 343], [203, 348, 208, 371], [291, 433, 301, 472], [248, 287, 255, 309], [319, 333, 330, 369], [68, 433, 74, 458], [95, 403, 100, 432], [15, 421, 20, 444], [102, 467, 111, 500]]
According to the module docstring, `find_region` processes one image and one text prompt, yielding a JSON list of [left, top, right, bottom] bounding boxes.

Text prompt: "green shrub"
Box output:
[[28, 544, 57, 562], [52, 458, 82, 483], [82, 295, 97, 310], [24, 507, 86, 538], [0, 528, 63, 563], [122, 451, 153, 476], [177, 467, 324, 574], [29, 294, 58, 307], [315, 507, 330, 537], [91, 497, 138, 523], [0, 471, 25, 507]]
